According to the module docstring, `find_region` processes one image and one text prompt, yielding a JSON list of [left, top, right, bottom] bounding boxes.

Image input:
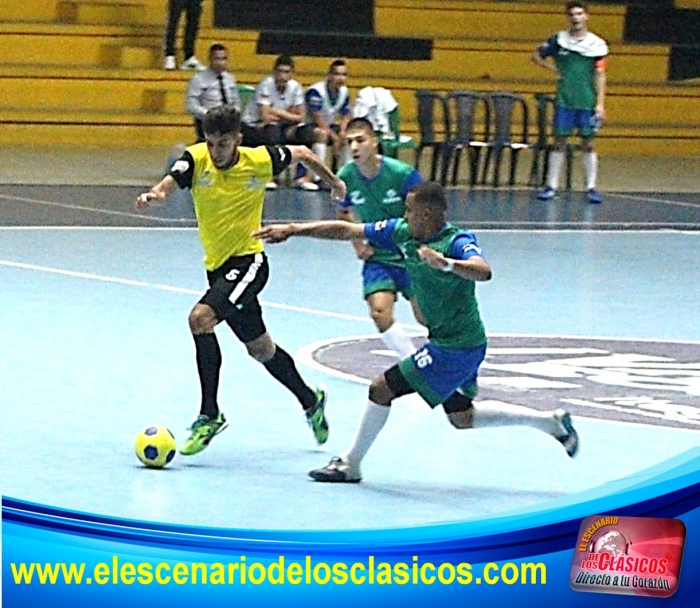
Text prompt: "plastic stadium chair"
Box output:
[[441, 91, 491, 187], [415, 90, 449, 181], [380, 106, 416, 159], [481, 92, 531, 187]]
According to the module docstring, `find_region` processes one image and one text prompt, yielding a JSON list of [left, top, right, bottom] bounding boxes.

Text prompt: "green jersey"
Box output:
[[365, 218, 487, 349], [338, 156, 422, 265], [540, 31, 608, 110]]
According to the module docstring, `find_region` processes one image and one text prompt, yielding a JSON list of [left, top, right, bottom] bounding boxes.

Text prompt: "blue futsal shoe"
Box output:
[[587, 188, 603, 204], [537, 186, 557, 201]]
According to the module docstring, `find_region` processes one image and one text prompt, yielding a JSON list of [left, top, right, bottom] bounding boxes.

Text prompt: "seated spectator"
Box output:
[[302, 59, 352, 183], [240, 55, 317, 190], [185, 43, 240, 143]]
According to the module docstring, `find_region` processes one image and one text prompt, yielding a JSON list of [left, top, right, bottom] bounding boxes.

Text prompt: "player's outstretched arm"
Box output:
[[135, 175, 178, 210], [286, 145, 346, 202], [253, 221, 366, 244]]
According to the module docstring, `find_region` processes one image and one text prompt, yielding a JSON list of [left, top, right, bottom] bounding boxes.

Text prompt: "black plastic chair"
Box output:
[[414, 90, 449, 181], [481, 92, 530, 187], [528, 93, 577, 190], [441, 91, 491, 187]]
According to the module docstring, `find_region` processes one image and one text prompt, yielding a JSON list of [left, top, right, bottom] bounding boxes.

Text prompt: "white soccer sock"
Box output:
[[546, 151, 565, 189], [583, 152, 598, 189], [472, 401, 559, 435], [342, 400, 391, 467], [380, 323, 416, 359]]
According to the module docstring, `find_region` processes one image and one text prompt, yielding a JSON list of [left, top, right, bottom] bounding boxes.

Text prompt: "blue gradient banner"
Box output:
[[4, 448, 700, 607]]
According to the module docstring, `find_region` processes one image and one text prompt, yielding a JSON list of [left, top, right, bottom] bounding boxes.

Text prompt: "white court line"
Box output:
[[4, 253, 697, 346], [2, 257, 698, 434], [0, 258, 403, 327], [605, 192, 700, 209], [2, 189, 698, 224], [0, 193, 196, 224], [1, 226, 699, 234]]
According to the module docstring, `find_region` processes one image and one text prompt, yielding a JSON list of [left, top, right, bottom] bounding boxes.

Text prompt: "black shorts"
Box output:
[[199, 252, 269, 343]]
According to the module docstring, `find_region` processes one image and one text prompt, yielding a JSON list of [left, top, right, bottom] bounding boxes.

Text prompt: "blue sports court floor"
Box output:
[[0, 183, 698, 530]]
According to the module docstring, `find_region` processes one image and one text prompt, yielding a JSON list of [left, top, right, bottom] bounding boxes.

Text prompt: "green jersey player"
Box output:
[[254, 182, 580, 483], [532, 0, 608, 203], [337, 117, 425, 360]]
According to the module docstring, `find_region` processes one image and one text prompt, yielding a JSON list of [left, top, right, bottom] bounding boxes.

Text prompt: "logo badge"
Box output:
[[569, 515, 686, 598]]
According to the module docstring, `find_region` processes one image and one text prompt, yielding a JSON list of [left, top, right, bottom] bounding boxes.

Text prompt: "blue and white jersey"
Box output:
[[305, 80, 350, 125]]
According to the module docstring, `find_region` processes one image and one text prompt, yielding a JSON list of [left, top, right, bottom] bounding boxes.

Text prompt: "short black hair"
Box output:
[[411, 182, 447, 212], [329, 59, 347, 72], [202, 106, 241, 136], [209, 43, 227, 55], [346, 117, 376, 135], [565, 1, 589, 13], [274, 54, 295, 70]]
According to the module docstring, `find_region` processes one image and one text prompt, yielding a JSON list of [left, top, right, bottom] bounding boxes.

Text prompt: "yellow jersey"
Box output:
[[186, 144, 275, 270]]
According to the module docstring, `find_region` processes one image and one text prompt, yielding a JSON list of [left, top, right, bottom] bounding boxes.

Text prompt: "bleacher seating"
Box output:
[[0, 0, 698, 157]]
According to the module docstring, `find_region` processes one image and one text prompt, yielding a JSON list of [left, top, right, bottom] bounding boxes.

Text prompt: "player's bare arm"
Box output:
[[595, 65, 607, 119], [288, 146, 346, 201], [135, 174, 178, 209], [254, 220, 365, 244], [417, 245, 492, 281], [262, 104, 304, 125], [337, 206, 374, 260], [531, 48, 560, 75]]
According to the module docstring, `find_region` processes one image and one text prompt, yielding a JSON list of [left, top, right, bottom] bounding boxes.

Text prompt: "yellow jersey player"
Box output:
[[136, 105, 346, 456]]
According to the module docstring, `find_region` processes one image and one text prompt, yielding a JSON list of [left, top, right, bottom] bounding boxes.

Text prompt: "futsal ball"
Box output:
[[134, 425, 177, 468]]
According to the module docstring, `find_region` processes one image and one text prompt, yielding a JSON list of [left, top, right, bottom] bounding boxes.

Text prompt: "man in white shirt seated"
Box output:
[[241, 55, 317, 190]]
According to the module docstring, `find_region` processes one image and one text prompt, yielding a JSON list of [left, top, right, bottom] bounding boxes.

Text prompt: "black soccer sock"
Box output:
[[194, 333, 222, 418], [262, 346, 316, 410]]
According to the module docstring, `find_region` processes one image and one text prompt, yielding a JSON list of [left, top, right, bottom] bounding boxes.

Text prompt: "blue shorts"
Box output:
[[362, 261, 413, 299], [554, 107, 599, 138], [398, 342, 487, 407]]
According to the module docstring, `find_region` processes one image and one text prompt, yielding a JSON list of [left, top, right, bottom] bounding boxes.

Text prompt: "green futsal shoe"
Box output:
[[179, 412, 228, 456], [305, 387, 329, 445]]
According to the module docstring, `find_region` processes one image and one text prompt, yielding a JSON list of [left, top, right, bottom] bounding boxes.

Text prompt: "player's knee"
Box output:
[[368, 379, 393, 406], [582, 141, 595, 153], [188, 304, 217, 334], [370, 305, 392, 330]]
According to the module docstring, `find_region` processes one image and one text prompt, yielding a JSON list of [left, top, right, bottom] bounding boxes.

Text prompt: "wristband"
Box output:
[[441, 259, 455, 273]]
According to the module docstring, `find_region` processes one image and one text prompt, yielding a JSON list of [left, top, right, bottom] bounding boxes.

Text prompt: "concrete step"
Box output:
[[3, 61, 697, 121], [0, 108, 192, 146], [375, 0, 628, 43], [0, 23, 672, 80], [2, 1, 60, 22], [56, 0, 146, 26], [1, 107, 698, 156]]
